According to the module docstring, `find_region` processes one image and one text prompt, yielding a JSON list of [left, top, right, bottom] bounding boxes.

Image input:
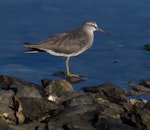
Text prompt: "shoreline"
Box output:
[[0, 75, 149, 130]]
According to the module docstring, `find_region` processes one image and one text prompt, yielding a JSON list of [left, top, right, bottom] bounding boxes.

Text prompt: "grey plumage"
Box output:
[[24, 20, 108, 77], [25, 29, 90, 56]]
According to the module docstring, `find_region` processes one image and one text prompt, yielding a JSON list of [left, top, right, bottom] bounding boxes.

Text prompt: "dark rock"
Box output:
[[83, 82, 126, 103], [143, 44, 150, 51], [0, 75, 149, 130], [0, 105, 16, 124], [140, 78, 150, 88], [53, 71, 66, 77], [0, 90, 14, 104], [42, 79, 73, 96], [15, 97, 60, 122], [121, 101, 133, 112], [64, 93, 95, 107], [0, 90, 16, 124], [96, 100, 124, 122], [94, 119, 138, 130], [0, 75, 44, 99], [50, 104, 100, 124], [42, 79, 73, 103], [67, 75, 85, 83], [59, 91, 83, 103], [125, 82, 150, 95], [63, 120, 97, 130], [144, 100, 150, 109], [125, 90, 140, 96], [48, 104, 99, 129], [0, 118, 8, 130], [9, 121, 46, 130], [122, 99, 150, 130], [133, 101, 150, 130], [52, 71, 85, 83], [47, 122, 64, 130]]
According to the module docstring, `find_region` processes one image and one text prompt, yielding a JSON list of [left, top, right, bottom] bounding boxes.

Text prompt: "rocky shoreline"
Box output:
[[0, 75, 150, 130]]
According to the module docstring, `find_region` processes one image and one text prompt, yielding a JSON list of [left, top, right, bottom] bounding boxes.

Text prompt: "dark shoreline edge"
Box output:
[[0, 75, 150, 130]]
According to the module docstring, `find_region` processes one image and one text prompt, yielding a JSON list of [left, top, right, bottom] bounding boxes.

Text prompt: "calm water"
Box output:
[[0, 0, 150, 99]]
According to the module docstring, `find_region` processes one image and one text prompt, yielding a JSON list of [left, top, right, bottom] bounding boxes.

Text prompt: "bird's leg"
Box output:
[[65, 57, 80, 77], [66, 57, 70, 76]]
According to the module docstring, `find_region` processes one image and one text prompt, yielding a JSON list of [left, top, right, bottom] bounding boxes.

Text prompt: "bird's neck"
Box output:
[[84, 29, 94, 40], [83, 27, 94, 36], [82, 29, 94, 47]]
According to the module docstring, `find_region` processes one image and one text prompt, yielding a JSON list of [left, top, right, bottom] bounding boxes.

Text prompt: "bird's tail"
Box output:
[[24, 42, 33, 47], [24, 42, 43, 53]]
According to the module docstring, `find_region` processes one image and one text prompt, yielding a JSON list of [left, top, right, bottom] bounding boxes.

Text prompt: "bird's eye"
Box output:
[[90, 24, 96, 28]]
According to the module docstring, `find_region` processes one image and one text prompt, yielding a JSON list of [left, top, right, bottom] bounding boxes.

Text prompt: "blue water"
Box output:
[[0, 0, 150, 99]]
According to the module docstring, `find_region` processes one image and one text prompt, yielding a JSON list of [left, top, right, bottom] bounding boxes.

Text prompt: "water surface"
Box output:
[[0, 0, 150, 99]]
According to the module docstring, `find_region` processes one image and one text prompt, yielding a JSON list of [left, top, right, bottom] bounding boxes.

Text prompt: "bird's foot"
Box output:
[[66, 72, 85, 83], [66, 73, 80, 78], [53, 71, 85, 83]]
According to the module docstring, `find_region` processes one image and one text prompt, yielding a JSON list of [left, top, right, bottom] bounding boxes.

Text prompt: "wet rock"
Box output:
[[125, 81, 150, 96], [0, 75, 44, 99], [83, 82, 126, 103]]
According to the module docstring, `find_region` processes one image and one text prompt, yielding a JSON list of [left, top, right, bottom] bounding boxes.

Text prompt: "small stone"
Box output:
[[67, 75, 85, 83], [53, 71, 66, 77], [143, 44, 150, 51], [42, 79, 73, 96], [52, 71, 85, 83]]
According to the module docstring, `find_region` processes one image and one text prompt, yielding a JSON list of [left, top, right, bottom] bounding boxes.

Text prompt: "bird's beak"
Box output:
[[96, 27, 109, 35]]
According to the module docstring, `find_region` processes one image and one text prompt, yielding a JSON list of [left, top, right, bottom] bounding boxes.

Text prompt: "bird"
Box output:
[[24, 20, 109, 77]]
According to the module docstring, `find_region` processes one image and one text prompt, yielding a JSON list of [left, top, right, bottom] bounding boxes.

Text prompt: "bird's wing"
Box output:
[[25, 29, 89, 55]]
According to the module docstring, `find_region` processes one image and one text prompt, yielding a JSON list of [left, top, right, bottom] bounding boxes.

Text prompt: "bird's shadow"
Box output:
[[52, 71, 86, 83]]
